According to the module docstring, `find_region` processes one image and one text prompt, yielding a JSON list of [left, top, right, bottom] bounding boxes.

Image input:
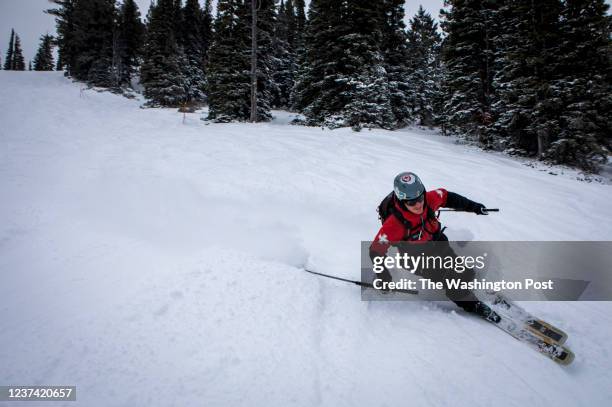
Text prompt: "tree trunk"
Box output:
[[250, 0, 258, 122]]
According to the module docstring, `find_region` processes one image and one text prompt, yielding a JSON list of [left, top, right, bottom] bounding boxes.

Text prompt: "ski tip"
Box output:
[[555, 348, 575, 366]]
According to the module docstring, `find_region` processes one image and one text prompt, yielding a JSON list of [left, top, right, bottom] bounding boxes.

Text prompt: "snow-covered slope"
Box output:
[[1, 72, 611, 407]]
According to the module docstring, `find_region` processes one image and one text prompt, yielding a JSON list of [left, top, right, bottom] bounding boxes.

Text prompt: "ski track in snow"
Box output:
[[1, 72, 611, 407]]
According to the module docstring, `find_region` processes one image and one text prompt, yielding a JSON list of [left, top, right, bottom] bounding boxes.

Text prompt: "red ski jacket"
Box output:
[[370, 188, 449, 256]]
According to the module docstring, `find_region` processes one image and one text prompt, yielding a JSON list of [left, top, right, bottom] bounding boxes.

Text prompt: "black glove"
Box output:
[[473, 203, 488, 215]]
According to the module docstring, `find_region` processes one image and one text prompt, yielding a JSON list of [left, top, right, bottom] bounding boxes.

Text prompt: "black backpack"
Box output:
[[377, 192, 413, 228]]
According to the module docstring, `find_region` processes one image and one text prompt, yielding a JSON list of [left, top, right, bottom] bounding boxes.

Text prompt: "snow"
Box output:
[[1, 71, 611, 406]]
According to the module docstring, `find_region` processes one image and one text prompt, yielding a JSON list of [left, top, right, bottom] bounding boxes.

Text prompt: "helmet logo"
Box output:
[[401, 174, 415, 184], [394, 187, 407, 200]]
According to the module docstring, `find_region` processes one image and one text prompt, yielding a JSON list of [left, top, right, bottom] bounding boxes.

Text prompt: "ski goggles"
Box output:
[[403, 193, 425, 206]]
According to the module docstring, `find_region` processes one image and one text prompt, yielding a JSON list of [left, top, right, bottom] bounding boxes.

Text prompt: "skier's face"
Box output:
[[404, 195, 425, 215], [406, 200, 424, 215]]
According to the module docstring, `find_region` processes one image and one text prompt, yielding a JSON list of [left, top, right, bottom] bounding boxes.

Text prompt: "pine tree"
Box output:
[[406, 6, 444, 127], [12, 34, 26, 71], [3, 29, 15, 70], [69, 0, 117, 85], [140, 0, 189, 106], [340, 0, 394, 129], [288, 0, 307, 101], [116, 0, 145, 86], [380, 0, 412, 127], [489, 0, 564, 157], [548, 0, 611, 171], [293, 0, 306, 52], [293, 0, 394, 129], [440, 0, 499, 141], [207, 0, 248, 121], [247, 0, 277, 120], [207, 0, 276, 121], [271, 0, 297, 108], [46, 0, 76, 75], [29, 61, 32, 71], [292, 0, 349, 124], [33, 34, 55, 71], [201, 0, 213, 66], [179, 0, 207, 103]]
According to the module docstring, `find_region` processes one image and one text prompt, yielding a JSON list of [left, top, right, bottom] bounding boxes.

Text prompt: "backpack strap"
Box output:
[[391, 195, 440, 241], [388, 197, 413, 240]]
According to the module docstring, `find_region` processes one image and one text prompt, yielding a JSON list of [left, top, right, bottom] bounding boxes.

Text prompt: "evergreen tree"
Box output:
[[406, 6, 444, 127], [207, 0, 248, 120], [12, 34, 26, 71], [140, 0, 189, 106], [179, 0, 207, 102], [116, 0, 145, 85], [33, 34, 55, 71], [3, 29, 15, 70], [70, 0, 117, 85], [340, 0, 394, 129], [201, 0, 213, 66], [489, 0, 564, 157], [293, 0, 307, 52], [29, 61, 32, 71], [292, 0, 348, 124], [246, 0, 278, 120], [380, 0, 412, 127], [441, 0, 499, 141], [549, 0, 611, 171], [207, 0, 276, 121], [271, 0, 297, 108], [46, 0, 76, 75], [293, 0, 393, 129]]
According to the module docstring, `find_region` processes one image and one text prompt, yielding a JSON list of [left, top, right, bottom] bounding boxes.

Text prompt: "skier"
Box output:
[[370, 171, 500, 322]]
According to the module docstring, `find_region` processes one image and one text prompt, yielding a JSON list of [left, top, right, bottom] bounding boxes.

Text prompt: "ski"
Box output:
[[490, 312, 575, 365], [487, 293, 568, 345]]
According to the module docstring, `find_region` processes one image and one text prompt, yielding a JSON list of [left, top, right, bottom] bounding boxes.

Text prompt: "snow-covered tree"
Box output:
[[293, 0, 394, 129], [140, 0, 189, 107], [548, 0, 611, 171], [380, 0, 412, 127], [207, 0, 276, 121], [489, 0, 564, 158], [406, 6, 443, 127], [177, 0, 207, 103], [440, 0, 499, 141], [271, 0, 297, 108]]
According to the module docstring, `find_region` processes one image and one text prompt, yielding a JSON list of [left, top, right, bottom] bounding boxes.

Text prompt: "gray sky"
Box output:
[[0, 0, 500, 65]]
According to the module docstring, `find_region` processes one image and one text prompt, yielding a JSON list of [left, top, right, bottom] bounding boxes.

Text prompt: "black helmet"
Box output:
[[393, 172, 425, 201]]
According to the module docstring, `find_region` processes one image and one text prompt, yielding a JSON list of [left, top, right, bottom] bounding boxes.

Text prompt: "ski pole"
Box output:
[[302, 268, 418, 295], [438, 208, 499, 212]]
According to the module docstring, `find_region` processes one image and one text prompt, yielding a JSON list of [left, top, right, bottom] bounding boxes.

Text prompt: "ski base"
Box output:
[[488, 293, 568, 345], [482, 295, 574, 365]]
